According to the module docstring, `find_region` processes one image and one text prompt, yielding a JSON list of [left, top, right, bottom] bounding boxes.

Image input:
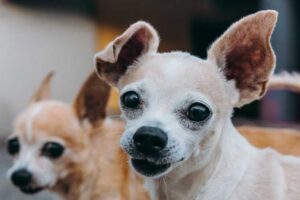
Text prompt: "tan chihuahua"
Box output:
[[6, 72, 149, 200], [95, 10, 300, 200]]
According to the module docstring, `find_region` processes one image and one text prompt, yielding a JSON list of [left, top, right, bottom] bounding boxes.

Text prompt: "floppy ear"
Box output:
[[94, 21, 159, 87], [207, 10, 278, 107], [30, 71, 54, 103], [73, 71, 111, 128]]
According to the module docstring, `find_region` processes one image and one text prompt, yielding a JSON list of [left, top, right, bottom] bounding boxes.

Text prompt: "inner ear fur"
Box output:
[[73, 71, 111, 128], [208, 10, 278, 107], [94, 21, 159, 87], [30, 71, 54, 103]]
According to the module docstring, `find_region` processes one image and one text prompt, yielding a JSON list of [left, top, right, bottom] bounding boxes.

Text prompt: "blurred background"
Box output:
[[0, 0, 299, 199]]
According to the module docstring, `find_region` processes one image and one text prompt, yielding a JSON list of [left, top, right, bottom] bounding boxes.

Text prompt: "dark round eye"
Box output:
[[42, 142, 64, 159], [121, 91, 140, 109], [187, 103, 211, 122], [7, 138, 20, 155]]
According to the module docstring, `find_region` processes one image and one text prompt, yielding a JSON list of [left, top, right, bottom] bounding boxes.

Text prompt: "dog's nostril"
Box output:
[[152, 138, 166, 150], [134, 136, 144, 148], [133, 126, 168, 153], [11, 169, 32, 187]]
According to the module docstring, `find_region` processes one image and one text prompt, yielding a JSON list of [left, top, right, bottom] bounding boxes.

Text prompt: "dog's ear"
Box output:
[[207, 10, 278, 107], [30, 71, 54, 103], [73, 72, 111, 128], [94, 21, 159, 87]]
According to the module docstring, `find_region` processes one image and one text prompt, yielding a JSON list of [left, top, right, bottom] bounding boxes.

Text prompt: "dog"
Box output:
[[6, 71, 149, 200], [95, 10, 300, 200]]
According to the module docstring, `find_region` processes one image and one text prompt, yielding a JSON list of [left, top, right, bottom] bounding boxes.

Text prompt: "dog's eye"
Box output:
[[42, 142, 64, 159], [121, 91, 140, 109], [7, 138, 20, 155], [187, 103, 211, 122]]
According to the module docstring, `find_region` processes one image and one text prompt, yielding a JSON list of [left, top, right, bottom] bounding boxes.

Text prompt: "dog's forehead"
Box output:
[[14, 101, 82, 142], [121, 52, 228, 104]]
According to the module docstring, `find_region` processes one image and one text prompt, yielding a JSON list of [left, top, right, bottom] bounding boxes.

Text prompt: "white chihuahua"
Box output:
[[95, 10, 300, 200]]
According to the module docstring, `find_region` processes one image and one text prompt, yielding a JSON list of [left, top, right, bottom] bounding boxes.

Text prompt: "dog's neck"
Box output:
[[145, 118, 257, 200]]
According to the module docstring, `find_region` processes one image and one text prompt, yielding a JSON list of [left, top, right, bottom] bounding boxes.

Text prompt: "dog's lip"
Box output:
[[19, 186, 44, 194], [131, 158, 171, 177]]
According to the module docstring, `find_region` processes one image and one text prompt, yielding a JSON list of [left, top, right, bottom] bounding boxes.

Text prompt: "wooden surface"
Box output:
[[238, 126, 300, 156]]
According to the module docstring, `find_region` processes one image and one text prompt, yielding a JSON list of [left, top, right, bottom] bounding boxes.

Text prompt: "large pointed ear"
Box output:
[[73, 71, 111, 128], [207, 10, 278, 107], [94, 21, 159, 87], [30, 71, 54, 103]]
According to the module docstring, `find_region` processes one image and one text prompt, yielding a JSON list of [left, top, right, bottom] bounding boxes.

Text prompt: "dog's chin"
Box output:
[[131, 158, 171, 178], [19, 186, 45, 194]]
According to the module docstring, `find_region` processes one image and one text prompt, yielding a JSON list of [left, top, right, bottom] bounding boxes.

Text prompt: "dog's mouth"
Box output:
[[131, 158, 171, 177], [19, 186, 44, 194]]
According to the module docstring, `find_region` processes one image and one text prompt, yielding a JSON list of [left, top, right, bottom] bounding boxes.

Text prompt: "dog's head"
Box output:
[[95, 10, 278, 178], [7, 72, 110, 194]]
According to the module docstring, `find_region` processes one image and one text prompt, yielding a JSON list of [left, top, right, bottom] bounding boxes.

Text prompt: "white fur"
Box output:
[[95, 12, 300, 200], [7, 137, 60, 188], [25, 103, 44, 140], [119, 62, 300, 199], [106, 52, 300, 200]]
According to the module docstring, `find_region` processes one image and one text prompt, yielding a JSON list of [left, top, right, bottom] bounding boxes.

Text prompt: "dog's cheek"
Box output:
[[32, 159, 58, 186], [120, 134, 130, 151], [57, 167, 70, 180], [168, 135, 189, 161], [181, 133, 203, 159]]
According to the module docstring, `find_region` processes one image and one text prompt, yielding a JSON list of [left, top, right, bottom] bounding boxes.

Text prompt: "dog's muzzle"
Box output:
[[129, 126, 171, 177], [11, 169, 44, 194], [11, 169, 32, 187], [133, 126, 168, 155]]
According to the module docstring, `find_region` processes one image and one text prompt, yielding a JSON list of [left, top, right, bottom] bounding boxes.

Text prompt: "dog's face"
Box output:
[[117, 54, 231, 178], [7, 101, 85, 194], [95, 11, 277, 178], [7, 72, 110, 193]]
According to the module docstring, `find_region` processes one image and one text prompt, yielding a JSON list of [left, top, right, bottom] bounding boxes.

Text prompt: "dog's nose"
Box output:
[[11, 169, 32, 187], [133, 126, 168, 154]]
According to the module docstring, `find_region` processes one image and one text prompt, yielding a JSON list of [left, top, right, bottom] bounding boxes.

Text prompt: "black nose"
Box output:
[[133, 126, 168, 154], [11, 169, 32, 187]]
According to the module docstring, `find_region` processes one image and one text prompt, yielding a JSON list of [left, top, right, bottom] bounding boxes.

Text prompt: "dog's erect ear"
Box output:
[[94, 21, 159, 87], [30, 71, 54, 103], [73, 72, 111, 128], [207, 10, 278, 107]]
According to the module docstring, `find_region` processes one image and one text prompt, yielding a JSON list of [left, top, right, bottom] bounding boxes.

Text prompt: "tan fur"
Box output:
[[95, 10, 300, 200], [8, 72, 149, 200], [30, 71, 54, 103]]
